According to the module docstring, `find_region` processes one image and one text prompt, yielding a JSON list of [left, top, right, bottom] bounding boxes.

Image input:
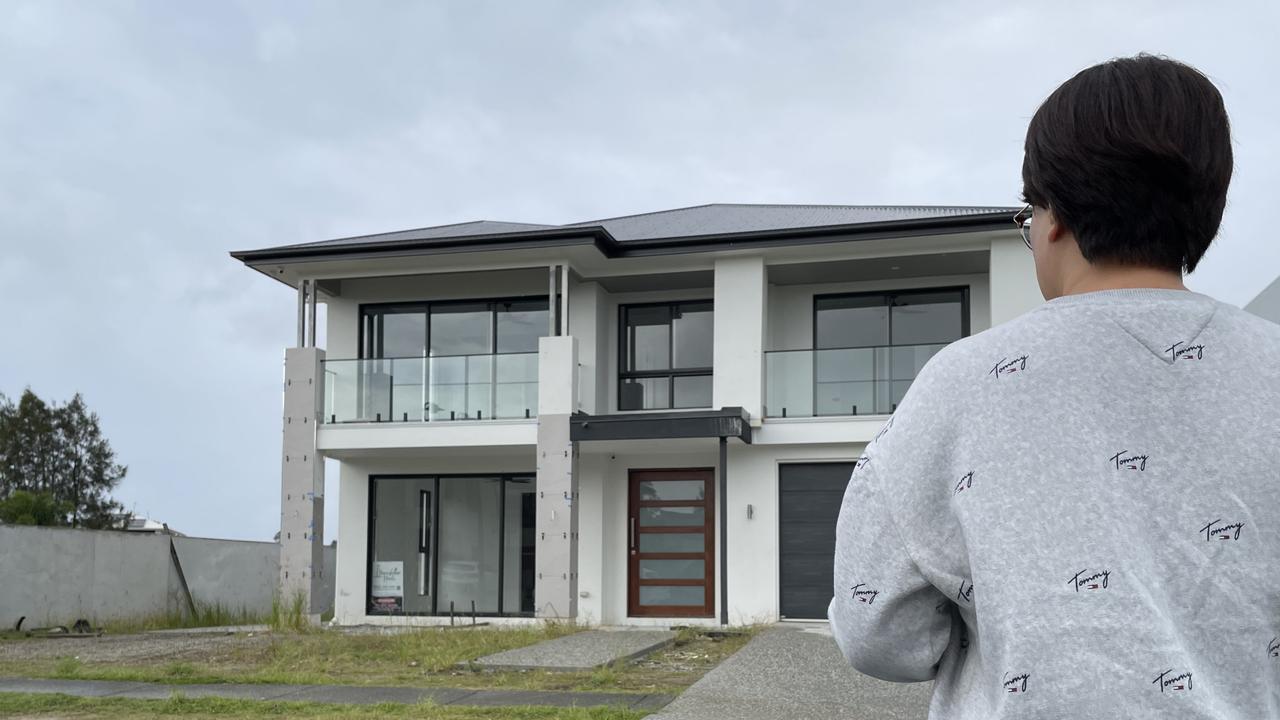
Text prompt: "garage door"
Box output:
[[779, 462, 855, 619]]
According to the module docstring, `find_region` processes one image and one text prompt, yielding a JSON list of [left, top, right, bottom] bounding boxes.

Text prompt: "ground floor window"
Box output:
[[367, 474, 535, 617]]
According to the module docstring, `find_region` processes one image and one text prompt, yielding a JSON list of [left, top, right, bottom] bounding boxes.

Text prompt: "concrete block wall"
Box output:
[[0, 524, 335, 625]]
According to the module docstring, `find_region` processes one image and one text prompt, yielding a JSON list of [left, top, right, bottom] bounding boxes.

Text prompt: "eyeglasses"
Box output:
[[1013, 204, 1032, 250]]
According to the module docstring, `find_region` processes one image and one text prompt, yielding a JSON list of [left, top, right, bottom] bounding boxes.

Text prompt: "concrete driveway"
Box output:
[[650, 623, 932, 720]]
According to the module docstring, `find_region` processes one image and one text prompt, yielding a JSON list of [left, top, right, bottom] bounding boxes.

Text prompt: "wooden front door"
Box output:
[[628, 468, 715, 618]]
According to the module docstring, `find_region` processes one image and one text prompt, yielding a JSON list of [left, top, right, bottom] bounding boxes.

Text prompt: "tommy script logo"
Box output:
[[1200, 519, 1245, 541], [954, 471, 975, 495], [853, 455, 871, 471], [1068, 569, 1111, 592], [1166, 341, 1205, 361], [850, 583, 880, 605], [874, 416, 894, 443], [989, 355, 1028, 379], [1268, 637, 1279, 659], [956, 580, 974, 604], [1003, 672, 1030, 694], [1153, 669, 1193, 693], [1110, 451, 1149, 471]]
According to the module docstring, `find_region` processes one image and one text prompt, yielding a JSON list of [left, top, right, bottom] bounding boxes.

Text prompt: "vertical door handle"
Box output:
[[629, 517, 636, 555]]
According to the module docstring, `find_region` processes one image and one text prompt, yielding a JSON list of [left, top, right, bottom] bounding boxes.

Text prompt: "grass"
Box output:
[[0, 624, 757, 696], [268, 592, 312, 633], [98, 602, 267, 635], [0, 693, 649, 719]]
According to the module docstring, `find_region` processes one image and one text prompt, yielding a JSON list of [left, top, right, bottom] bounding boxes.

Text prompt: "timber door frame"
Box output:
[[627, 467, 715, 618]]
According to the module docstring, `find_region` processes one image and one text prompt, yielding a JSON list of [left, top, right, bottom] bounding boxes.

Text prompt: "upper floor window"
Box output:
[[361, 298, 551, 359], [619, 300, 713, 411], [811, 288, 967, 414]]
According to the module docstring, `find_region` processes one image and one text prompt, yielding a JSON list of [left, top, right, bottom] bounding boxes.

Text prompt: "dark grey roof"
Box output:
[[232, 203, 1018, 262], [564, 203, 1015, 242], [267, 220, 557, 251]]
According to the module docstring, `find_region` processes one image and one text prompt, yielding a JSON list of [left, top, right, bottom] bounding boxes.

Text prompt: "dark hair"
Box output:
[[1021, 54, 1232, 273]]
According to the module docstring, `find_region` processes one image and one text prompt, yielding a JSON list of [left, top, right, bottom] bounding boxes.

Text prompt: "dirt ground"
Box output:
[[0, 630, 273, 664]]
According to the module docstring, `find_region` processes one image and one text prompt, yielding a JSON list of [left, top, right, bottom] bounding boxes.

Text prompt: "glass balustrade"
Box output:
[[763, 343, 948, 418], [323, 352, 538, 424]]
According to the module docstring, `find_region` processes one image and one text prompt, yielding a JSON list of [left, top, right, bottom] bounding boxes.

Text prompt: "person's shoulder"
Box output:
[[1211, 300, 1280, 347], [917, 307, 1049, 384]]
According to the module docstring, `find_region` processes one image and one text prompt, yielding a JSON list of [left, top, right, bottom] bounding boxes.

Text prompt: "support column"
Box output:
[[534, 335, 579, 619], [989, 236, 1044, 326], [718, 435, 728, 625], [281, 346, 326, 619], [712, 256, 767, 423]]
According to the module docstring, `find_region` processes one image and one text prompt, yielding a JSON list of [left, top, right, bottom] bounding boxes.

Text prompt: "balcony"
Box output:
[[763, 343, 947, 418], [323, 352, 539, 424]]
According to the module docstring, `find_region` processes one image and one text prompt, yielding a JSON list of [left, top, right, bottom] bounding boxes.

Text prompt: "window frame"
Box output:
[[358, 295, 558, 361], [811, 286, 970, 351], [616, 299, 714, 411], [365, 473, 538, 618], [809, 286, 970, 416]]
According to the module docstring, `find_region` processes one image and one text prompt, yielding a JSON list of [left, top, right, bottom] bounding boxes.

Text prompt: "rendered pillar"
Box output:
[[280, 346, 326, 619], [989, 236, 1044, 326], [534, 335, 579, 619]]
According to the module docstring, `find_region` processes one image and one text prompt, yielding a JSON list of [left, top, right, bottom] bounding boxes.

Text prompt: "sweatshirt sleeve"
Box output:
[[828, 457, 951, 683]]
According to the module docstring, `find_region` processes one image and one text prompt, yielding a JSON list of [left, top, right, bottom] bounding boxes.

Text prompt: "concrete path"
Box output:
[[0, 677, 672, 711], [649, 623, 932, 720], [472, 628, 677, 671]]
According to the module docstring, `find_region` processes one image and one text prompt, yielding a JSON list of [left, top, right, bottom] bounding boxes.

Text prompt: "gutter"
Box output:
[[229, 211, 1017, 266]]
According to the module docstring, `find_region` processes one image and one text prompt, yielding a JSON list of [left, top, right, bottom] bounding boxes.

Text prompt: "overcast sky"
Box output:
[[1, 1, 1276, 541]]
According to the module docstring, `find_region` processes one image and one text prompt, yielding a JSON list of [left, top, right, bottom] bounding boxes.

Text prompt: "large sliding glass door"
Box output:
[[812, 288, 967, 415], [357, 298, 549, 422], [367, 474, 536, 617]]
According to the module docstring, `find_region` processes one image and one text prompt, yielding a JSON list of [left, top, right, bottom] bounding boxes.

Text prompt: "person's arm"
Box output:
[[827, 458, 951, 682]]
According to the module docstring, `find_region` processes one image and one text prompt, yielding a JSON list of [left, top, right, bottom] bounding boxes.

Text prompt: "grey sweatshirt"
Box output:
[[828, 288, 1280, 719]]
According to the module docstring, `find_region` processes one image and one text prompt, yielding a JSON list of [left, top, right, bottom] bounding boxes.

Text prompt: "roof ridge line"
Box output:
[[567, 203, 721, 225], [274, 219, 556, 249]]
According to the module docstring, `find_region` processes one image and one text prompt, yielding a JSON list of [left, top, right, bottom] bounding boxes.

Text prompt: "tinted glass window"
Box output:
[[672, 301, 713, 368], [431, 303, 492, 356], [496, 300, 548, 354], [815, 296, 889, 349], [625, 306, 671, 372]]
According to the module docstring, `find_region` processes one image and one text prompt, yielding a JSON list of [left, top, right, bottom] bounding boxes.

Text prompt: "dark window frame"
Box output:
[[365, 472, 537, 618], [811, 286, 971, 351], [616, 299, 714, 411], [357, 295, 558, 361], [808, 286, 970, 416]]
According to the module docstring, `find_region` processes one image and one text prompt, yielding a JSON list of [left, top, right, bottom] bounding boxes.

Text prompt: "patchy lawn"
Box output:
[[0, 693, 647, 719], [0, 625, 755, 696]]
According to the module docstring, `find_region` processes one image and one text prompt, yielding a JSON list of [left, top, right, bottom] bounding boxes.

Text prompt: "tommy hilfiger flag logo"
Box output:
[[989, 355, 1028, 379], [1110, 451, 1149, 471], [1200, 519, 1244, 541], [1068, 569, 1111, 592], [850, 583, 880, 605], [1166, 341, 1205, 361], [1003, 672, 1030, 694], [1153, 669, 1193, 693]]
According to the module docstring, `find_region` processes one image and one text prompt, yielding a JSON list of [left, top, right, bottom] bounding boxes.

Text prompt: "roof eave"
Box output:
[[230, 210, 1018, 267]]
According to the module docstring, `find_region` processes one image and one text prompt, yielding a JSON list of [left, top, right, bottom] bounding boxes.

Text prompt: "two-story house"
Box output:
[[232, 203, 1041, 627]]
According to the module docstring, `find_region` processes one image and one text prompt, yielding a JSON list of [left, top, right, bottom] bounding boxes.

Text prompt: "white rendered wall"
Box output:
[[713, 257, 767, 421], [577, 439, 870, 626], [989, 236, 1044, 325]]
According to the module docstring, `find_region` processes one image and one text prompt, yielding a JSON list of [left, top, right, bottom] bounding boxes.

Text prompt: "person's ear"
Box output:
[[1043, 207, 1067, 244]]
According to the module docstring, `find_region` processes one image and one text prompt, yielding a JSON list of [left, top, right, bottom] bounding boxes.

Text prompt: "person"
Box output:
[[828, 54, 1278, 719]]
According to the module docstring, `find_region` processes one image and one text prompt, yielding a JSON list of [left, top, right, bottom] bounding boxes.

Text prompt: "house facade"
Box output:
[[232, 203, 1042, 627]]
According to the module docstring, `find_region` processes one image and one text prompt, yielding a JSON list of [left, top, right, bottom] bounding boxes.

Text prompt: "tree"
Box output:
[[0, 389, 128, 529], [0, 490, 71, 526]]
